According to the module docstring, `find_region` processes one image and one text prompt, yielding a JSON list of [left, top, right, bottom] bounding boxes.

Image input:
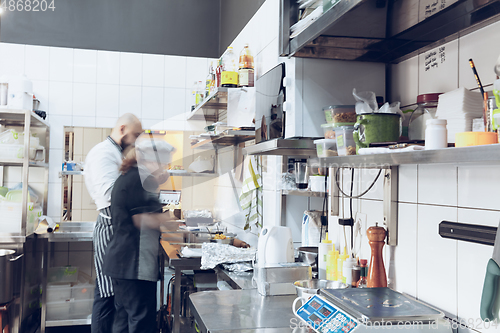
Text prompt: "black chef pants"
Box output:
[[112, 278, 157, 333], [91, 284, 115, 333]]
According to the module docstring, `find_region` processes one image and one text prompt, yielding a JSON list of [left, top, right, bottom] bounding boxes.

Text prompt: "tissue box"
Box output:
[[254, 262, 312, 296]]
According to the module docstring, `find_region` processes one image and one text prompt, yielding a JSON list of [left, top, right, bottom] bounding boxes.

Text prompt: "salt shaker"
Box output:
[[425, 119, 447, 149]]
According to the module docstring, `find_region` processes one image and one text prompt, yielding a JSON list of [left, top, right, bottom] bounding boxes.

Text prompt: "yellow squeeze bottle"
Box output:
[[326, 249, 336, 280]]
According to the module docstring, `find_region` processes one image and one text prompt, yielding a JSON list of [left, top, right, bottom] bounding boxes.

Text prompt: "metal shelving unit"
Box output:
[[168, 170, 219, 177], [243, 138, 316, 156], [281, 189, 325, 197], [0, 108, 49, 333], [187, 87, 231, 121]]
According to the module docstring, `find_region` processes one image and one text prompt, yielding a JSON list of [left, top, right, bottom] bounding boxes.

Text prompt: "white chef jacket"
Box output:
[[84, 137, 123, 211]]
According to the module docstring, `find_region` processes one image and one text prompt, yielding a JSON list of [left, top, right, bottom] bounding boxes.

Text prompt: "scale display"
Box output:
[[295, 295, 358, 333]]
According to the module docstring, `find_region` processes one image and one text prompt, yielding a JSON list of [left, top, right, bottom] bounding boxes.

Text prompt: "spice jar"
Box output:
[[408, 93, 442, 140]]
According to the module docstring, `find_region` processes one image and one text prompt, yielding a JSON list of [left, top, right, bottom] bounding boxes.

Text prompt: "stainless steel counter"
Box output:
[[189, 289, 300, 333], [37, 222, 95, 242]]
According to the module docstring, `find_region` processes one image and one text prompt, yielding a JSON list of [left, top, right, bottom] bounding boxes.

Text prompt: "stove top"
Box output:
[[320, 288, 444, 323]]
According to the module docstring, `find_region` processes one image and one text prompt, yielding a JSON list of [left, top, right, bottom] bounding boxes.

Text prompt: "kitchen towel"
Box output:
[[239, 155, 263, 231]]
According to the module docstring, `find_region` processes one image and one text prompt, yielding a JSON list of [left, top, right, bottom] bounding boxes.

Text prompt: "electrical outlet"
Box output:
[[356, 212, 367, 232]]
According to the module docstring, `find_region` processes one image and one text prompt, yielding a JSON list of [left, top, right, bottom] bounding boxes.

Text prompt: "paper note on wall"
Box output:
[[227, 87, 256, 128]]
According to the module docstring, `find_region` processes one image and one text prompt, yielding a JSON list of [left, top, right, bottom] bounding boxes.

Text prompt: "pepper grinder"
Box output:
[[367, 223, 387, 288]]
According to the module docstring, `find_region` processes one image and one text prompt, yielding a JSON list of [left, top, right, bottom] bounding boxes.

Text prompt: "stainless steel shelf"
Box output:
[[0, 108, 49, 127], [319, 144, 500, 168], [59, 170, 84, 176], [0, 160, 48, 167], [281, 189, 325, 197], [168, 170, 219, 177], [191, 130, 255, 150], [243, 138, 316, 156], [187, 87, 230, 121], [46, 318, 91, 327]]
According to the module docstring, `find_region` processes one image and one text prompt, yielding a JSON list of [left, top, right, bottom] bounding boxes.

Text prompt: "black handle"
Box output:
[[439, 221, 497, 246]]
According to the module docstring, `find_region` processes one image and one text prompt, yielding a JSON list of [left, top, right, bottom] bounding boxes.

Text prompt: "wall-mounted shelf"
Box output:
[[168, 170, 218, 177], [0, 160, 48, 167], [281, 189, 325, 197], [59, 170, 83, 177], [319, 144, 500, 168], [243, 138, 317, 156], [281, 0, 500, 63], [0, 108, 49, 127], [187, 87, 232, 122], [191, 130, 255, 150]]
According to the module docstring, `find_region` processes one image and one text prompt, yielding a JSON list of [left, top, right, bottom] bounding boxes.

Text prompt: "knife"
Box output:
[[480, 221, 500, 321]]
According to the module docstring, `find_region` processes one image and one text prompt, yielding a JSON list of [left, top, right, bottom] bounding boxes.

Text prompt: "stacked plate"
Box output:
[[435, 87, 484, 143]]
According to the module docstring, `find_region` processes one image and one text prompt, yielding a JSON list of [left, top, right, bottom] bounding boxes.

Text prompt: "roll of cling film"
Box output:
[[221, 71, 238, 86]]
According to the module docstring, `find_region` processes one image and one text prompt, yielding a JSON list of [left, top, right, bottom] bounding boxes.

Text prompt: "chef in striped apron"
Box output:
[[84, 113, 143, 333]]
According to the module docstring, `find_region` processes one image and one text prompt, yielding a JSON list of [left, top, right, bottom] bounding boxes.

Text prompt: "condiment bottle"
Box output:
[[337, 247, 349, 283], [318, 232, 333, 280], [215, 58, 223, 88], [221, 46, 238, 88], [326, 250, 337, 280], [351, 264, 360, 288], [357, 259, 368, 288], [205, 62, 214, 98], [425, 119, 447, 149], [343, 258, 355, 286], [408, 93, 442, 140], [367, 223, 387, 288], [238, 44, 254, 87]]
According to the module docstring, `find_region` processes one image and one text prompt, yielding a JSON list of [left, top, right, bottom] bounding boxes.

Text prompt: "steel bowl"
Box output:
[[294, 279, 347, 299], [297, 246, 318, 266], [210, 236, 235, 245]]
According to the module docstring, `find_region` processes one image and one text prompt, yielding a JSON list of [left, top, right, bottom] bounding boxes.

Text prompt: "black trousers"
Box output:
[[112, 278, 157, 333], [91, 281, 115, 333]]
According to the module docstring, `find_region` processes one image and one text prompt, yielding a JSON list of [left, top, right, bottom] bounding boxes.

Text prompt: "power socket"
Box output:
[[356, 212, 367, 232]]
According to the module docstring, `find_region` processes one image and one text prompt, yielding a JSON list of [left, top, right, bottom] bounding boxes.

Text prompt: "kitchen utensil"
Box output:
[[294, 159, 309, 189], [297, 246, 318, 267], [0, 249, 23, 304], [480, 221, 500, 321], [367, 223, 387, 288], [292, 279, 347, 312], [257, 226, 294, 265], [353, 113, 401, 153]]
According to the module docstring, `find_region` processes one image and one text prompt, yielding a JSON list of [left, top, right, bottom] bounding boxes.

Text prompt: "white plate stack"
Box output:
[[435, 87, 485, 143]]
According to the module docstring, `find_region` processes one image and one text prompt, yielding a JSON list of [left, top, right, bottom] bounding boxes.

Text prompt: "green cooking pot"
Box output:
[[353, 113, 402, 152]]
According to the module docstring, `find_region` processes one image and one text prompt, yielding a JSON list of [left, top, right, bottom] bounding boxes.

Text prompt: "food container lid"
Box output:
[[322, 105, 355, 110], [334, 125, 355, 130], [426, 119, 447, 125], [417, 93, 442, 104], [314, 138, 337, 144]]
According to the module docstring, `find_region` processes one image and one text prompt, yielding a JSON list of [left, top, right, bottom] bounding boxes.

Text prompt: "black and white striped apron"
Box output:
[[93, 206, 114, 298]]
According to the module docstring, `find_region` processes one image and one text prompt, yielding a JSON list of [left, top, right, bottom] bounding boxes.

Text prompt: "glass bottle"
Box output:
[[408, 93, 442, 141], [221, 46, 238, 88], [357, 259, 368, 288], [191, 81, 198, 111], [205, 63, 213, 98], [238, 44, 254, 87], [215, 58, 223, 88], [196, 80, 204, 105], [209, 61, 216, 95]]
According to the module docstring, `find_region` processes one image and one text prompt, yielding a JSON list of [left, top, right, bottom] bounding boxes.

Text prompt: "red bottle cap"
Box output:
[[417, 93, 442, 104]]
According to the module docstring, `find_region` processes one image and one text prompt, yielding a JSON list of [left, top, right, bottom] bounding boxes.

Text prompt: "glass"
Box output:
[[294, 160, 309, 189]]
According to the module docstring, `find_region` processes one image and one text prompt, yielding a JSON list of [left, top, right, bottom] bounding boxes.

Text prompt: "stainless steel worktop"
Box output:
[[190, 289, 300, 333], [37, 222, 95, 242]]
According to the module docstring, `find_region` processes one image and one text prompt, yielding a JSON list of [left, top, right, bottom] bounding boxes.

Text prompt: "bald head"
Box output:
[[110, 113, 143, 150]]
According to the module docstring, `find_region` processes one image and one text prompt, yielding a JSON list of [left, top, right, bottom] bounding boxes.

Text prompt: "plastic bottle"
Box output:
[[238, 44, 254, 87], [357, 259, 368, 288], [209, 61, 217, 95], [327, 250, 338, 281], [318, 232, 333, 280], [221, 46, 238, 87], [425, 119, 447, 149], [205, 63, 213, 98], [337, 248, 349, 283], [196, 81, 204, 105], [215, 58, 223, 88]]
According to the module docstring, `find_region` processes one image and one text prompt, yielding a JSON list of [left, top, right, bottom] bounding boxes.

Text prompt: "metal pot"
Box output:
[[0, 249, 23, 304]]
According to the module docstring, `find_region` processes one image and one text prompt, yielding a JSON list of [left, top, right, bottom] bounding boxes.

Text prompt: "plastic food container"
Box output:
[[321, 124, 336, 139], [46, 284, 72, 303], [313, 139, 337, 157], [0, 144, 44, 161], [335, 126, 356, 156], [323, 105, 356, 124], [47, 266, 79, 284], [0, 201, 34, 234], [72, 283, 95, 300]]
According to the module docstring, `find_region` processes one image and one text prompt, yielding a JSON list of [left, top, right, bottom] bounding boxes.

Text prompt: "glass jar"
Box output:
[[408, 93, 442, 141]]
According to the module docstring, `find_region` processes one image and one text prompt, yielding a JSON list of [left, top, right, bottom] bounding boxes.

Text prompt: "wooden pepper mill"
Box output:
[[367, 223, 387, 288]]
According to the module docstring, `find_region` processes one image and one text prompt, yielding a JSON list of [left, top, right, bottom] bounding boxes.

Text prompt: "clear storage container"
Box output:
[[314, 139, 338, 157], [321, 124, 336, 139], [46, 284, 72, 303], [0, 201, 34, 234], [323, 105, 356, 124], [0, 144, 44, 161], [47, 266, 79, 284], [335, 126, 356, 156]]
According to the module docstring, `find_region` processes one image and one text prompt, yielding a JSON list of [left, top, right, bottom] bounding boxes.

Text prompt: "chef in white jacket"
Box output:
[[84, 113, 143, 333]]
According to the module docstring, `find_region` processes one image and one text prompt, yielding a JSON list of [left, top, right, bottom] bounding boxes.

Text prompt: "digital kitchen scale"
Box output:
[[295, 288, 452, 333]]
